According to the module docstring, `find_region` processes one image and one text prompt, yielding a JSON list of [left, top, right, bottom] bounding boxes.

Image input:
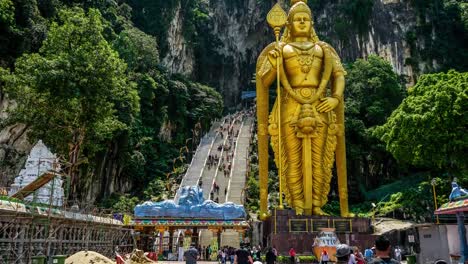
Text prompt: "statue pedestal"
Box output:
[[263, 209, 375, 255]]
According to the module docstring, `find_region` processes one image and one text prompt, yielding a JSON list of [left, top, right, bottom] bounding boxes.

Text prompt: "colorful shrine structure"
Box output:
[[435, 182, 468, 263], [131, 186, 249, 255]]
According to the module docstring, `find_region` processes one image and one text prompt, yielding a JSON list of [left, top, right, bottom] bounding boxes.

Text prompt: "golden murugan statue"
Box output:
[[256, 0, 350, 218]]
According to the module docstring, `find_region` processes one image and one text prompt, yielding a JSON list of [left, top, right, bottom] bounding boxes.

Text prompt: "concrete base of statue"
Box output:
[[262, 209, 376, 255]]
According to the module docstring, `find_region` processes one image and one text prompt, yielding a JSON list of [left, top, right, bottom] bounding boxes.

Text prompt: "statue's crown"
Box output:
[[288, 1, 312, 21], [291, 0, 308, 4]]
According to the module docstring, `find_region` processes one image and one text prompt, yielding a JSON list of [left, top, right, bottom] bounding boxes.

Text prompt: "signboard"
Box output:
[[333, 220, 352, 233], [289, 219, 308, 232], [311, 219, 330, 232], [408, 235, 415, 243]]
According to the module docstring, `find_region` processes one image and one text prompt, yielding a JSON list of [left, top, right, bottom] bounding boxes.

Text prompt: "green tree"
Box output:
[[375, 70, 467, 175], [0, 0, 14, 26], [344, 55, 405, 198], [3, 7, 139, 198]]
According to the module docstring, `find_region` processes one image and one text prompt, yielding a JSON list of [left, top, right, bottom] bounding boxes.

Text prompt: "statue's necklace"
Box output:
[[297, 49, 314, 74]]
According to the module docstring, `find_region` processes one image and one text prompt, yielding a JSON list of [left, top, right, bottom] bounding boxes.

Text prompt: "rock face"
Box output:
[[0, 92, 31, 187], [161, 0, 421, 107], [162, 1, 195, 75]]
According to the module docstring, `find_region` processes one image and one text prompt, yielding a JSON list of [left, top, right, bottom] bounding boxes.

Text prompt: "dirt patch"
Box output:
[[65, 251, 114, 264]]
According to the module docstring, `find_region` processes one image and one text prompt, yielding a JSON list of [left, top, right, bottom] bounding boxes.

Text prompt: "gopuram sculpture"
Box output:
[[256, 0, 350, 218]]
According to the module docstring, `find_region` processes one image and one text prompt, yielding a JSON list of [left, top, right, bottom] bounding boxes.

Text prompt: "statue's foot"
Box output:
[[342, 212, 355, 217], [259, 211, 270, 221], [295, 207, 304, 215], [313, 207, 330, 216]]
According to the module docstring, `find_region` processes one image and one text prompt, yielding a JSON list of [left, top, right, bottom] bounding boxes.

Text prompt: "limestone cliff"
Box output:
[[160, 0, 431, 107], [0, 91, 30, 187]]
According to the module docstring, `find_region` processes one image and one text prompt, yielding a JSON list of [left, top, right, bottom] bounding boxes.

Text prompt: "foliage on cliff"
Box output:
[[0, 1, 223, 204], [405, 0, 468, 73]]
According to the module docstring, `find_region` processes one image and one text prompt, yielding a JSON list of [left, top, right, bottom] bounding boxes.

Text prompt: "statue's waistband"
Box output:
[[289, 87, 319, 99]]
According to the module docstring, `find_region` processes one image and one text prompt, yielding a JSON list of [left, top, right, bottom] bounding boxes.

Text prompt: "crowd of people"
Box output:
[[183, 235, 401, 264], [333, 236, 400, 264], [198, 108, 255, 203], [289, 236, 402, 264], [183, 243, 276, 264]]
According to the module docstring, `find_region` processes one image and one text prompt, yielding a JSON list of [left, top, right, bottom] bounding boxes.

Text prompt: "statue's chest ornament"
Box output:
[[297, 49, 315, 74]]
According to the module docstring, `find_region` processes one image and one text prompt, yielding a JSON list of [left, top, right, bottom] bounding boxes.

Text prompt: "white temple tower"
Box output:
[[8, 140, 64, 206]]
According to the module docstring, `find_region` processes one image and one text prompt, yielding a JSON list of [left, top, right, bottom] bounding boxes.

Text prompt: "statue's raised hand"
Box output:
[[268, 47, 282, 68], [317, 97, 339, 112]]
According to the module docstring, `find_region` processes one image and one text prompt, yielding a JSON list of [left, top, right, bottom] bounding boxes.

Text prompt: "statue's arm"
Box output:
[[317, 46, 346, 113], [258, 54, 277, 89], [330, 47, 347, 100], [331, 73, 345, 100]]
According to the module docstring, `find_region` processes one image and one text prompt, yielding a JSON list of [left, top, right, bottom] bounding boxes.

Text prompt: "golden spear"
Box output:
[[267, 3, 287, 210]]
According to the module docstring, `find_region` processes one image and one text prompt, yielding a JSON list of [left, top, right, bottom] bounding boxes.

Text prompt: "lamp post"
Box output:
[[431, 178, 440, 224]]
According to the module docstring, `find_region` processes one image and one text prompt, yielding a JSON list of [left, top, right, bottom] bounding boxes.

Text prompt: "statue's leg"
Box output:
[[311, 122, 328, 215], [283, 120, 304, 214]]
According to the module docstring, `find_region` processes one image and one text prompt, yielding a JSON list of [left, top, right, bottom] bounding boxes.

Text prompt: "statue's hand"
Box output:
[[268, 47, 282, 68], [317, 97, 339, 112]]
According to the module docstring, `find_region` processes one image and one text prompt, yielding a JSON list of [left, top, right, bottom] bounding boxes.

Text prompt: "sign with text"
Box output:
[[314, 228, 339, 246], [333, 220, 352, 233], [289, 219, 308, 232], [311, 219, 330, 232]]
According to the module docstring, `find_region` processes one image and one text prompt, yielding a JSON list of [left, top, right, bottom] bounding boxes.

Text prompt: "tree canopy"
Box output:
[[2, 8, 139, 196], [375, 70, 468, 174], [344, 55, 405, 196]]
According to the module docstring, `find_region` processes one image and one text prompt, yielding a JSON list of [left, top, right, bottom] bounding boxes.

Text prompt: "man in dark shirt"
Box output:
[[368, 236, 400, 264], [235, 247, 253, 264], [184, 243, 199, 264], [265, 247, 277, 264]]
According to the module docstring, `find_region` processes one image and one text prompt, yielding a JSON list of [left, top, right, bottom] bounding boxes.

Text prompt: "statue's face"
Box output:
[[290, 12, 311, 37]]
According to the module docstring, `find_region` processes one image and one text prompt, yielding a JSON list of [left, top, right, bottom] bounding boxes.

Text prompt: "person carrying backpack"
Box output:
[[368, 236, 400, 264]]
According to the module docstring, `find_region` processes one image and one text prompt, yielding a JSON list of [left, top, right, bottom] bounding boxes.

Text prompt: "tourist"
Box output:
[[266, 247, 276, 264], [272, 245, 278, 256], [289, 247, 296, 264], [221, 248, 227, 264], [368, 236, 400, 264], [255, 246, 261, 261], [252, 246, 258, 261], [394, 247, 402, 262], [364, 247, 373, 262], [206, 245, 212, 261], [320, 249, 329, 264], [355, 247, 365, 264], [336, 244, 352, 264], [184, 243, 199, 264], [235, 246, 253, 264], [348, 249, 356, 264], [229, 247, 235, 264]]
